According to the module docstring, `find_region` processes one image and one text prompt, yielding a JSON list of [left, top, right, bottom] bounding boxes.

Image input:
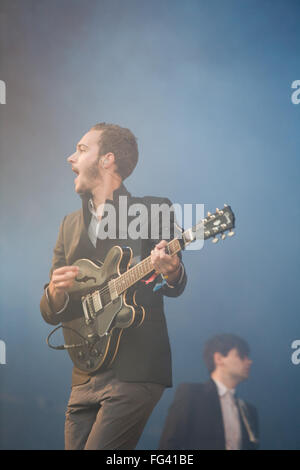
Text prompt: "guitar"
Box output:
[[49, 205, 235, 373]]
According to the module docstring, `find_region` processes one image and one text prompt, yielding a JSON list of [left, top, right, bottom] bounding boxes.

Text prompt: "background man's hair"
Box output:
[[91, 123, 138, 180], [203, 333, 250, 374]]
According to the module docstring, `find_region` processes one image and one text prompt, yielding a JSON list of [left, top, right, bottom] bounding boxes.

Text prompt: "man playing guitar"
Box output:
[[40, 123, 187, 450]]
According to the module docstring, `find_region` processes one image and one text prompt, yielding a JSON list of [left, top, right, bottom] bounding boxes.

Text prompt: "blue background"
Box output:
[[0, 0, 299, 449]]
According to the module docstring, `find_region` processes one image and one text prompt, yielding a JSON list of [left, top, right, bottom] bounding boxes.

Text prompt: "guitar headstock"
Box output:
[[183, 204, 235, 245], [203, 205, 235, 243]]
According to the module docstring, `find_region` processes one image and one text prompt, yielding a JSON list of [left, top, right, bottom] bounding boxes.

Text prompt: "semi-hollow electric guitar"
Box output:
[[47, 205, 235, 373]]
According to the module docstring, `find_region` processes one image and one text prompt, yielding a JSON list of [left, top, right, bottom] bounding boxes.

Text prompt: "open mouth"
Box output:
[[72, 168, 80, 182]]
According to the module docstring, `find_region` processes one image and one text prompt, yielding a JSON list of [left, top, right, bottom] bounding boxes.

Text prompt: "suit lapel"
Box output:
[[204, 380, 226, 449], [65, 205, 94, 265]]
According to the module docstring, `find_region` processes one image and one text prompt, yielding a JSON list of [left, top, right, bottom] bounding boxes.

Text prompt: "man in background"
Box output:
[[159, 333, 259, 450]]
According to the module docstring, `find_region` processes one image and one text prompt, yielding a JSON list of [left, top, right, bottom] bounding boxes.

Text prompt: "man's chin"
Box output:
[[77, 188, 92, 199], [74, 183, 87, 196]]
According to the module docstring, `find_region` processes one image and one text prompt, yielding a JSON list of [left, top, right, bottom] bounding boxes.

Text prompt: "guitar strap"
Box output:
[[237, 398, 259, 446], [141, 271, 168, 291]]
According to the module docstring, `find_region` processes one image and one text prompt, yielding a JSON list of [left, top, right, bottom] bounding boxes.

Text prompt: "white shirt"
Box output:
[[87, 198, 105, 248], [213, 378, 242, 450]]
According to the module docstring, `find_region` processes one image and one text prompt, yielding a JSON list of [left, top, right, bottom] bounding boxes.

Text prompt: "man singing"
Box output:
[[40, 123, 187, 450]]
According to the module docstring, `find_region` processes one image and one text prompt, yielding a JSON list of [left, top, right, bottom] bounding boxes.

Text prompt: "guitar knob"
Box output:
[[88, 333, 99, 342], [228, 231, 235, 237], [91, 348, 100, 357], [212, 237, 219, 244], [221, 233, 226, 240]]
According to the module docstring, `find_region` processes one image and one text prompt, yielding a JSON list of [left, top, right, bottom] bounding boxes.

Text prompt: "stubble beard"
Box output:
[[78, 159, 103, 197]]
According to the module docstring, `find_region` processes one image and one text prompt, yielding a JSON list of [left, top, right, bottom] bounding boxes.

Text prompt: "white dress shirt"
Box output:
[[213, 378, 242, 450], [87, 198, 104, 248]]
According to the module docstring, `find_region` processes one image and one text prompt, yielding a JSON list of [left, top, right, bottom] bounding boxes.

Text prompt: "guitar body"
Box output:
[[62, 246, 145, 373]]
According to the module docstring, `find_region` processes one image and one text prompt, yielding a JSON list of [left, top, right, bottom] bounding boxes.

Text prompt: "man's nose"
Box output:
[[67, 152, 77, 163]]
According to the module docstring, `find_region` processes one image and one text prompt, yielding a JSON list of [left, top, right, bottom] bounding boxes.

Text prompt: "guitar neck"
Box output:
[[112, 237, 183, 296]]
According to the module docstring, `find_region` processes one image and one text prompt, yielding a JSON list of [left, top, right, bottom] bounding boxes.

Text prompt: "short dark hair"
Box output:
[[90, 123, 138, 180], [203, 334, 250, 374]]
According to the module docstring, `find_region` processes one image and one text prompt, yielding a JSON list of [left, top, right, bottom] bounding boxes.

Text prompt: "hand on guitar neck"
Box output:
[[48, 266, 79, 311], [151, 240, 182, 285]]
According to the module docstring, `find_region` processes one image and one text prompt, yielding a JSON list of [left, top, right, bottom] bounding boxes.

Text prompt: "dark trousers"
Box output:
[[64, 369, 165, 450]]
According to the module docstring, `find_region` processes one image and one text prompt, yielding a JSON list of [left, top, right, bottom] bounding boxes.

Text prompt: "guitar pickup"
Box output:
[[92, 291, 102, 313]]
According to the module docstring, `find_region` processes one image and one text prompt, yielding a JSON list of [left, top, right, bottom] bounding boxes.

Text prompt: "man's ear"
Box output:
[[105, 152, 115, 165], [100, 152, 115, 169], [213, 351, 224, 368]]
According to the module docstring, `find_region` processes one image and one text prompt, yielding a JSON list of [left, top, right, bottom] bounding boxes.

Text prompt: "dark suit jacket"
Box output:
[[159, 380, 259, 450], [40, 184, 187, 387]]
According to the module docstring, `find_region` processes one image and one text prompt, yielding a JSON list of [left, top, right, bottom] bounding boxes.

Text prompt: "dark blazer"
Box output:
[[40, 184, 187, 387], [159, 380, 259, 450]]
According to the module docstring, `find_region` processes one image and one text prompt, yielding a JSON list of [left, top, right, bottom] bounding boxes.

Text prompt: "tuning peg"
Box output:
[[207, 211, 211, 217], [224, 204, 228, 207], [216, 208, 220, 213], [228, 230, 235, 237], [221, 233, 226, 240], [212, 237, 219, 244]]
